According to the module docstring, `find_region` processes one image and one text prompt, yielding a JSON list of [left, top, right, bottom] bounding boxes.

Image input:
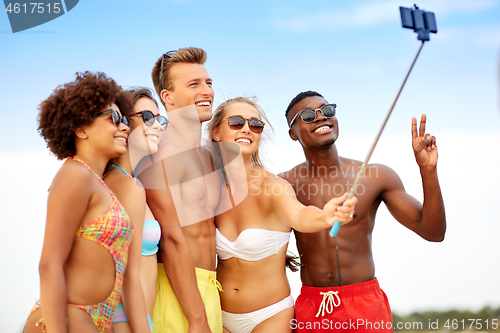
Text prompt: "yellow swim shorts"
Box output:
[[152, 264, 223, 333]]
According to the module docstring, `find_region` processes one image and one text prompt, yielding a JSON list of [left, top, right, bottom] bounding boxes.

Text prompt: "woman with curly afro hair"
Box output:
[[24, 72, 137, 333]]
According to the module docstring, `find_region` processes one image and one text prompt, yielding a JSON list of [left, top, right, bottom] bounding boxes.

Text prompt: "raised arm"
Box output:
[[270, 176, 357, 233], [380, 114, 446, 241], [144, 161, 211, 333], [38, 163, 94, 333]]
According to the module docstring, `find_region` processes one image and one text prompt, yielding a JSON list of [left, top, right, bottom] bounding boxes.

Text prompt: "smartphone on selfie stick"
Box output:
[[329, 4, 437, 238]]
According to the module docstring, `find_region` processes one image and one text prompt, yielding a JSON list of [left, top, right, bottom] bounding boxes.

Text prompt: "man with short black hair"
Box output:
[[280, 91, 446, 332]]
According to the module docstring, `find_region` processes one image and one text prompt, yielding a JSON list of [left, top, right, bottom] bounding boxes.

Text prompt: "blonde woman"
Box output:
[[207, 97, 357, 333]]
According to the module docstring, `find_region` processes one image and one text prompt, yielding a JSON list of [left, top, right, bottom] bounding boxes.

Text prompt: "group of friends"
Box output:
[[23, 47, 446, 333]]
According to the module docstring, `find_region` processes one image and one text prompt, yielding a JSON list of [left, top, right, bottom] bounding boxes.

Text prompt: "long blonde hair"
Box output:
[[207, 98, 299, 271], [206, 96, 273, 169]]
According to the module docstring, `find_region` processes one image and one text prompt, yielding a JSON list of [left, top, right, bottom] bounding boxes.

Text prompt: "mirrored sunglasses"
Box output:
[[289, 104, 337, 128]]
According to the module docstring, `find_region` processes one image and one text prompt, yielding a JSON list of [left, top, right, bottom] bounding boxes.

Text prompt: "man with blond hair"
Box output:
[[143, 47, 227, 333]]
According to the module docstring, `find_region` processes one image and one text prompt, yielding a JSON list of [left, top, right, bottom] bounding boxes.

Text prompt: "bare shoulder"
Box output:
[[51, 160, 94, 194], [338, 156, 396, 178], [366, 162, 403, 189], [55, 159, 94, 180], [264, 170, 290, 187], [367, 162, 398, 177]]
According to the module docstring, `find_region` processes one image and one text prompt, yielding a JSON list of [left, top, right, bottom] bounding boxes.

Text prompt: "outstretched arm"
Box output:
[[381, 114, 446, 241], [270, 177, 357, 233]]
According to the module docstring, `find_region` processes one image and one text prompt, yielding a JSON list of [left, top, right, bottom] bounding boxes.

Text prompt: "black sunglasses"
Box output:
[[159, 50, 178, 92], [136, 110, 168, 131], [97, 109, 130, 128], [288, 104, 337, 128], [222, 115, 265, 134]]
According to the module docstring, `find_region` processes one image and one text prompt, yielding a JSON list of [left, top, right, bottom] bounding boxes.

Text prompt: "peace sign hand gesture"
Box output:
[[412, 114, 438, 169]]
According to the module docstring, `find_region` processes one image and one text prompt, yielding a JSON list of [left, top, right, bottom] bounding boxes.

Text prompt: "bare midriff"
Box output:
[[216, 244, 290, 313]]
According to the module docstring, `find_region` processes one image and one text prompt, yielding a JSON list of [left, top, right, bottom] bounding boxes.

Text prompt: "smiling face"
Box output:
[[163, 62, 214, 122], [82, 103, 129, 159], [287, 96, 339, 148], [212, 102, 262, 158], [128, 97, 163, 155]]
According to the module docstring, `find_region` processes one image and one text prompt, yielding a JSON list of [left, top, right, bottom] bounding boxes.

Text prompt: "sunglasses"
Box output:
[[288, 104, 337, 128], [222, 115, 265, 134], [159, 50, 178, 92], [135, 110, 168, 131], [97, 109, 130, 128]]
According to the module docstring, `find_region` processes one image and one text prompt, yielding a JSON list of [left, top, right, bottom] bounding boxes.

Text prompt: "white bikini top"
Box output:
[[216, 228, 290, 261]]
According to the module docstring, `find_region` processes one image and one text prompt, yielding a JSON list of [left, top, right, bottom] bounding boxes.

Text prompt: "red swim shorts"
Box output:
[[294, 278, 393, 332]]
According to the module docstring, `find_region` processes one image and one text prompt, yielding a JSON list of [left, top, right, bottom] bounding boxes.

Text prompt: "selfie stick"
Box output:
[[330, 5, 437, 237]]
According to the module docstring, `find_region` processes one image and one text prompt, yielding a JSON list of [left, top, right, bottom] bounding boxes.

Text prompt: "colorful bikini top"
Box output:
[[111, 164, 160, 256], [69, 158, 133, 254], [215, 228, 290, 261]]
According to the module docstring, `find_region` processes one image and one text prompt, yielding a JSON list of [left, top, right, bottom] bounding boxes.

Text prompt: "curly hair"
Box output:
[[37, 72, 133, 159]]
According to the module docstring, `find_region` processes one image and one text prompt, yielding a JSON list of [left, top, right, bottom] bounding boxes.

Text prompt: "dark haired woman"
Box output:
[[105, 88, 167, 333], [207, 97, 357, 333], [24, 72, 134, 333]]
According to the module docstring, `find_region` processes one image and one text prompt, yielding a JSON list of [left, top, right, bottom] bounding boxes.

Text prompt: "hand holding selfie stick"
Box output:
[[329, 5, 437, 237]]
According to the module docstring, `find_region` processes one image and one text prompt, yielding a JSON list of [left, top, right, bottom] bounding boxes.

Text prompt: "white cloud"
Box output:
[[273, 0, 499, 32]]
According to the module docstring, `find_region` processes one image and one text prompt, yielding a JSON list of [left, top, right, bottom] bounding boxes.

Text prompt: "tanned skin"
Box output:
[[143, 62, 217, 333], [279, 95, 446, 287], [25, 104, 130, 333], [213, 101, 356, 333]]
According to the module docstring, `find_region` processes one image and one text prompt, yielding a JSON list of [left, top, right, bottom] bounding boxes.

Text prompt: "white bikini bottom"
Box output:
[[221, 294, 294, 333]]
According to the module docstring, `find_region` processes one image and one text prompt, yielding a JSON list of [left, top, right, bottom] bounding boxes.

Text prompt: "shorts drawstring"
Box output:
[[315, 291, 341, 317], [209, 275, 223, 292]]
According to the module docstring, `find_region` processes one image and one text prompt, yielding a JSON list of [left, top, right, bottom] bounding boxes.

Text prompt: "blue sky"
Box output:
[[1, 0, 500, 331]]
